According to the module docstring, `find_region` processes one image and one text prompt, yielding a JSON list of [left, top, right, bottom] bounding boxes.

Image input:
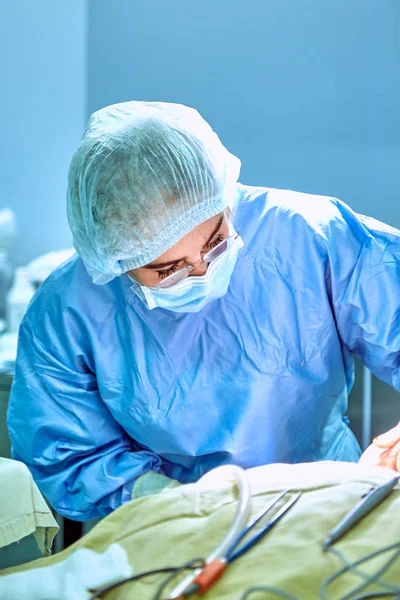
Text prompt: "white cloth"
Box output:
[[0, 458, 58, 555], [0, 544, 132, 599]]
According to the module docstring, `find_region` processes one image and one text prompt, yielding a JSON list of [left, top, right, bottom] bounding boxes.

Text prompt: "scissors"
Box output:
[[167, 489, 302, 599]]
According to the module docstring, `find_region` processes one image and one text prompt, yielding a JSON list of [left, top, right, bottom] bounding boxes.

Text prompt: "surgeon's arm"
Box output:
[[7, 317, 164, 522], [328, 206, 400, 392], [320, 200, 400, 468]]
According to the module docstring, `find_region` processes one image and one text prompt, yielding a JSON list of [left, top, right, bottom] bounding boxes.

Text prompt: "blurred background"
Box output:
[[0, 0, 399, 556], [1, 0, 399, 267]]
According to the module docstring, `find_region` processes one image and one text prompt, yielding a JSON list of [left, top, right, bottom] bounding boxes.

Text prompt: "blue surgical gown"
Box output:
[[7, 186, 400, 521]]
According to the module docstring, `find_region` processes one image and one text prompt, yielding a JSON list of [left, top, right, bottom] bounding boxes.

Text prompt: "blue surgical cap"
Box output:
[[67, 101, 241, 284]]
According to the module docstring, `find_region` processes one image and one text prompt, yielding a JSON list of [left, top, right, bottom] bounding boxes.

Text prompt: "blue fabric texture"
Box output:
[[7, 185, 400, 521]]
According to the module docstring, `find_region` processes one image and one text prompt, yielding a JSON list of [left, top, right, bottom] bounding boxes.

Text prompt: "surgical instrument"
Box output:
[[167, 489, 301, 598], [322, 475, 399, 551]]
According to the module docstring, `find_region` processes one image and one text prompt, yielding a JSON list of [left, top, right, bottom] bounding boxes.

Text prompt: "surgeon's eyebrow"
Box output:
[[143, 214, 225, 270]]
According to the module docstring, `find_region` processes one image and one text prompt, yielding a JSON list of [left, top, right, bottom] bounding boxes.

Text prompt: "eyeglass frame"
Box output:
[[153, 226, 240, 290]]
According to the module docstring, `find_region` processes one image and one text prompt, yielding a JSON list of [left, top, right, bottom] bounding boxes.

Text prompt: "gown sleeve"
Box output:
[[317, 198, 400, 391], [7, 314, 163, 521]]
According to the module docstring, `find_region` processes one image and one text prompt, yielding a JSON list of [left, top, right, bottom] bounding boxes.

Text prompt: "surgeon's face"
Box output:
[[127, 211, 230, 288]]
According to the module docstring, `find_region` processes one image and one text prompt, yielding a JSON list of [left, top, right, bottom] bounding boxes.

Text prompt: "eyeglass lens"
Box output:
[[156, 237, 231, 289]]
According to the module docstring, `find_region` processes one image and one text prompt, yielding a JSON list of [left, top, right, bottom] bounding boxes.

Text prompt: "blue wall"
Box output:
[[127, 0, 400, 227], [0, 1, 87, 265], [3, 0, 399, 265], [87, 0, 134, 117]]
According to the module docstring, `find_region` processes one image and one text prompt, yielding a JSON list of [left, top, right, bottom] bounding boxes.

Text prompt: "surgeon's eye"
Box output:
[[205, 233, 225, 250], [157, 264, 179, 279]]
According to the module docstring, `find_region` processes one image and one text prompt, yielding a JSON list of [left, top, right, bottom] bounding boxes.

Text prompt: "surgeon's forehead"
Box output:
[[142, 212, 226, 269]]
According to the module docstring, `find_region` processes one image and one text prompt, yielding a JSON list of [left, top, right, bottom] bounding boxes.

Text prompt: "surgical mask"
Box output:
[[129, 232, 244, 312]]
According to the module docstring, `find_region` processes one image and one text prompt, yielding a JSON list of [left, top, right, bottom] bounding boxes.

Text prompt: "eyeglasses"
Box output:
[[153, 230, 240, 290]]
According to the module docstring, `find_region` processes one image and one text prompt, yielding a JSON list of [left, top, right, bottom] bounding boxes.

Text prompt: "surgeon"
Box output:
[[7, 101, 400, 521]]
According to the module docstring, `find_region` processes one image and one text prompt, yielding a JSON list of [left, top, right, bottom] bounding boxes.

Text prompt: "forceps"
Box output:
[[167, 488, 302, 599]]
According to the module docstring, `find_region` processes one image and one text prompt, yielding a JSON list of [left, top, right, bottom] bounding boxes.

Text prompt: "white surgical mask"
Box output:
[[130, 233, 244, 312]]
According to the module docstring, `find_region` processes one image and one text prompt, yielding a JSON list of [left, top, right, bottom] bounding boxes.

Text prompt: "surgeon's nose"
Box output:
[[190, 260, 208, 277]]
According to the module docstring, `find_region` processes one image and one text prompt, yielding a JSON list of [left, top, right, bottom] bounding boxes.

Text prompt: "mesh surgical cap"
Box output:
[[67, 101, 241, 284]]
